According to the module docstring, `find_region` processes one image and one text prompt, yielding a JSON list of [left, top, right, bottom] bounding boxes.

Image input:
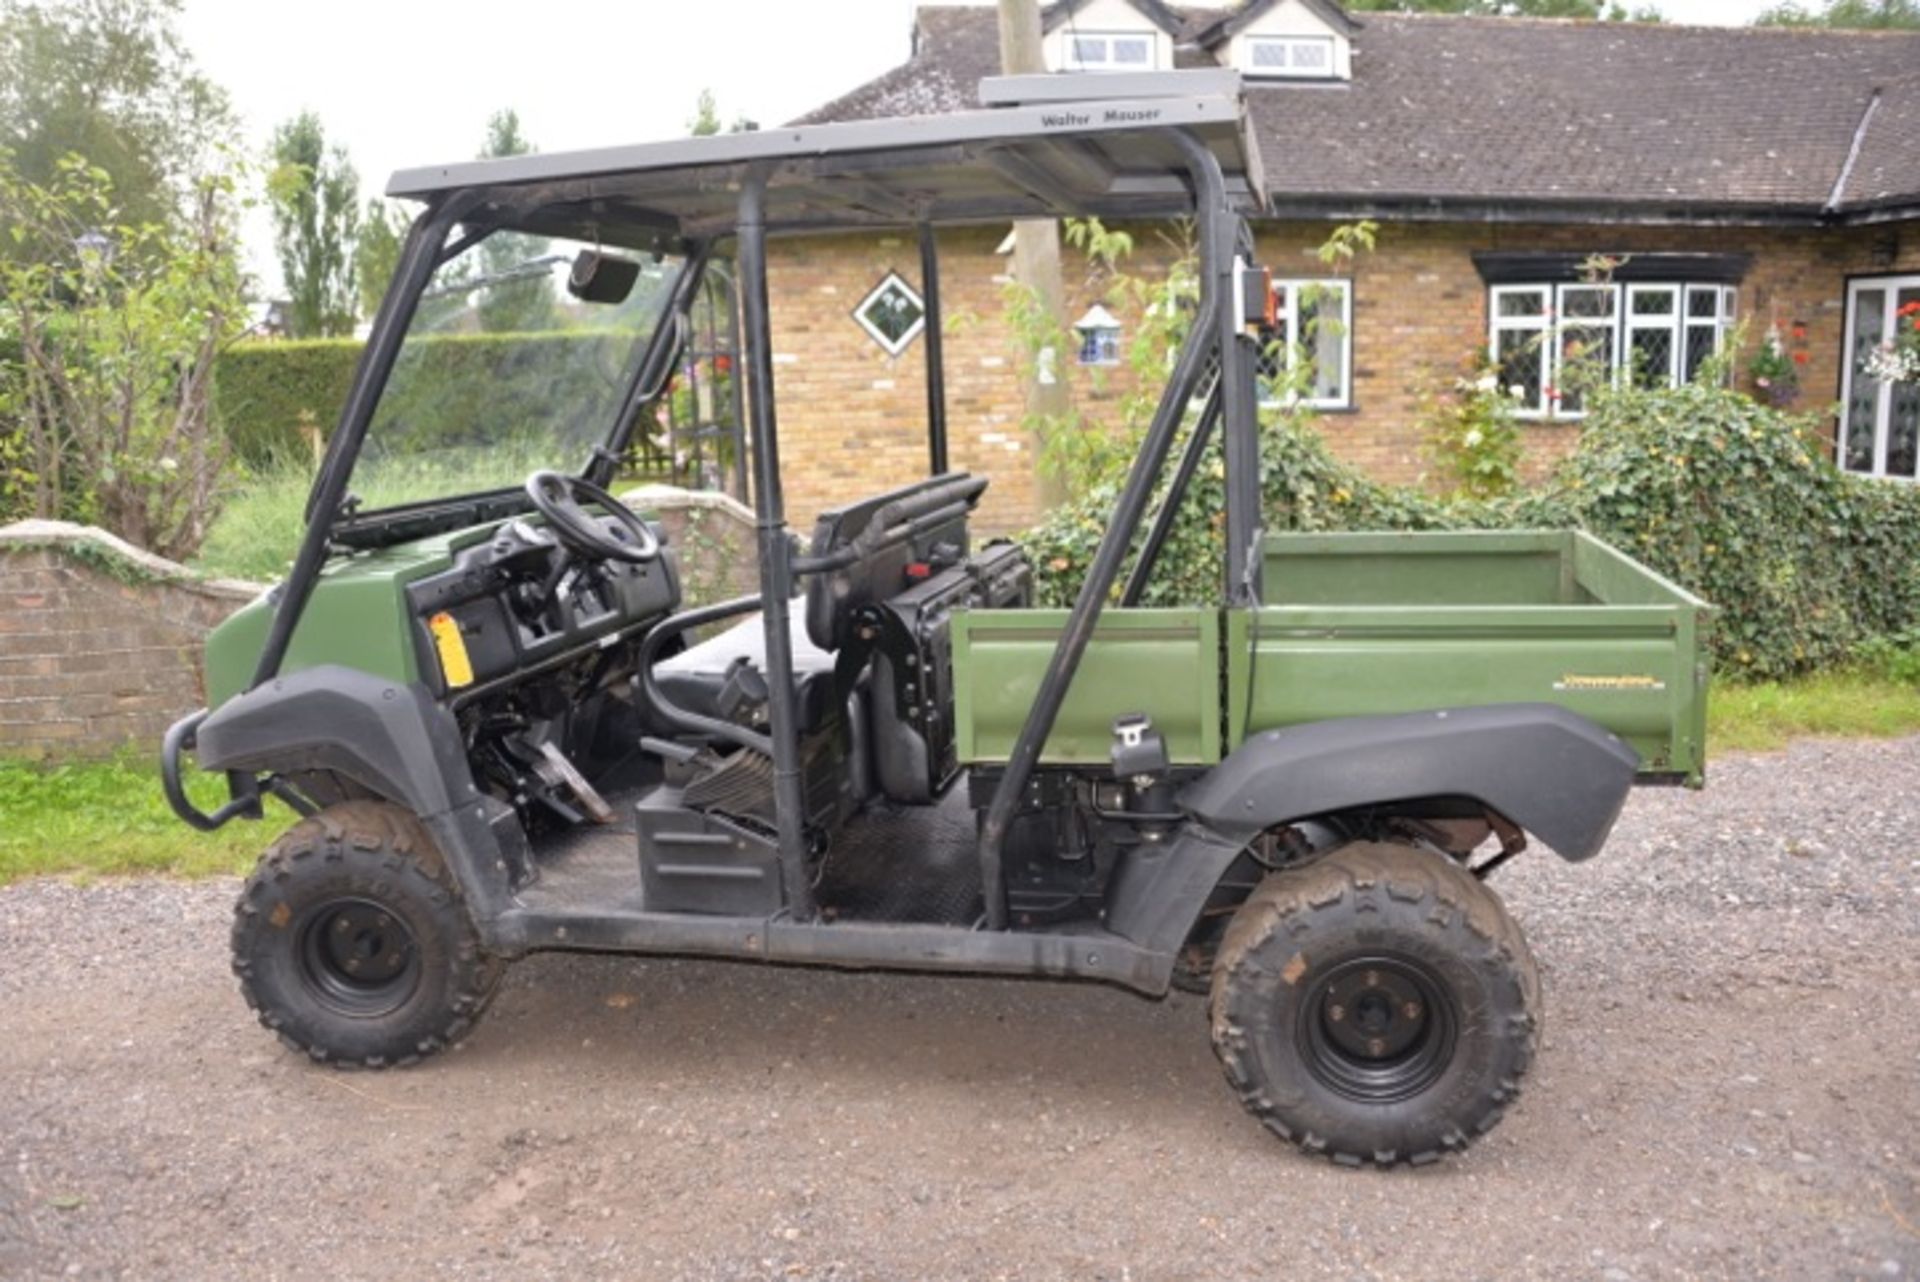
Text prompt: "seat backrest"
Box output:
[[802, 472, 986, 651]]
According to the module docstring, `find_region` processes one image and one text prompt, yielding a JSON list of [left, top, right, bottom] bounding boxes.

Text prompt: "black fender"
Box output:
[[1183, 703, 1638, 860], [194, 666, 479, 820], [191, 666, 519, 924], [1103, 703, 1637, 977]]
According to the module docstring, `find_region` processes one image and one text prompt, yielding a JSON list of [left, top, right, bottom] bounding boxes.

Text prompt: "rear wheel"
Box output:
[[232, 800, 505, 1068], [1209, 841, 1538, 1166]]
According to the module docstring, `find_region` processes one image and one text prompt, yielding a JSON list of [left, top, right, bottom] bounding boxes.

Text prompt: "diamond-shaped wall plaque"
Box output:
[[853, 271, 926, 355]]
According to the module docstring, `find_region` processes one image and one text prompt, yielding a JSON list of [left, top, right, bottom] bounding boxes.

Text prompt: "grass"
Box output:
[[1708, 668, 1920, 753], [193, 440, 560, 582], [0, 753, 293, 884]]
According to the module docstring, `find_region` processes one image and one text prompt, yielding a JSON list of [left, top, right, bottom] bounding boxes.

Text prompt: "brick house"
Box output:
[[758, 0, 1920, 533]]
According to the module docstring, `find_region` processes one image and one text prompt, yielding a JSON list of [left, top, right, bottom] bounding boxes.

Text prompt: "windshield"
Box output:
[[345, 223, 683, 513]]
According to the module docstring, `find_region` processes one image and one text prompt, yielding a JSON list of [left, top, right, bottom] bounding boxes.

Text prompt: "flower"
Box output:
[[1509, 384, 1527, 400], [1474, 373, 1498, 393], [1791, 350, 1808, 366]]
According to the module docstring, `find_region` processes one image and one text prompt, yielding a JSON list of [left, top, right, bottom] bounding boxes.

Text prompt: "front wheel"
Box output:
[[231, 800, 505, 1068], [1209, 842, 1539, 1166]]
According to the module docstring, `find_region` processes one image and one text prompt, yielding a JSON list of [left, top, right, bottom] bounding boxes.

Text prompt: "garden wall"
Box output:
[[0, 521, 265, 758], [0, 487, 755, 758]]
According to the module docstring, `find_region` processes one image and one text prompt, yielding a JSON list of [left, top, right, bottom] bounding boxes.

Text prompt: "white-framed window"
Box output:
[[1244, 35, 1336, 78], [1490, 286, 1551, 415], [1488, 279, 1736, 420], [1062, 31, 1155, 71], [852, 271, 925, 356], [1258, 279, 1352, 410], [1840, 274, 1920, 481]]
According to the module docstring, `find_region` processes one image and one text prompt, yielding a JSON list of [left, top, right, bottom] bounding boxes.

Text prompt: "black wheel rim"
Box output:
[[1296, 954, 1458, 1104], [296, 897, 422, 1017]]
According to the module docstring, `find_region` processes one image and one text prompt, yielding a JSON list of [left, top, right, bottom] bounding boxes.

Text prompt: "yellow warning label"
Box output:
[[428, 611, 474, 688], [1553, 673, 1665, 692]]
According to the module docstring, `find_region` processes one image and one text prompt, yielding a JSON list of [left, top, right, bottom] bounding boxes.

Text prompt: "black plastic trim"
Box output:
[[1181, 703, 1640, 862]]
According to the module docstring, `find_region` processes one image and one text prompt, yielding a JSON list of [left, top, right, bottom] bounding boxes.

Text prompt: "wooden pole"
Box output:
[[997, 0, 1071, 510]]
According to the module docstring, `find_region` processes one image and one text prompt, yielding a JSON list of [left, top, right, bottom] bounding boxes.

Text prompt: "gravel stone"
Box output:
[[1, 736, 1918, 1279]]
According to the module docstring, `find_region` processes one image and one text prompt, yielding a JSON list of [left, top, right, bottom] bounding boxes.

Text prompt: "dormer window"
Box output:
[[1215, 0, 1356, 83], [1063, 31, 1156, 71], [1246, 35, 1335, 78]]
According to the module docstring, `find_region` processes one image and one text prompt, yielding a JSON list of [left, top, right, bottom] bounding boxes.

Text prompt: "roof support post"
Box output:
[[737, 167, 816, 922], [1121, 377, 1221, 607], [975, 128, 1232, 930], [919, 223, 950, 476], [1215, 217, 1262, 604], [249, 192, 480, 693]]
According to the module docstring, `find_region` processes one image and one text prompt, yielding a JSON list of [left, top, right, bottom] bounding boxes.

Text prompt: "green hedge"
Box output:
[[213, 330, 638, 465], [1024, 380, 1920, 682], [213, 338, 360, 464]]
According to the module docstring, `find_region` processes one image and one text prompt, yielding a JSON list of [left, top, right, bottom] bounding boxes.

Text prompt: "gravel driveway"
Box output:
[[3, 737, 1918, 1281]]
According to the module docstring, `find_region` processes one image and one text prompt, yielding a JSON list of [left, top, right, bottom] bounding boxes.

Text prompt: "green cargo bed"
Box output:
[[953, 530, 1711, 785]]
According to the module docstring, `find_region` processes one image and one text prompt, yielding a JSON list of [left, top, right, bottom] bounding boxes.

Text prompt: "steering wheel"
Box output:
[[523, 470, 661, 564]]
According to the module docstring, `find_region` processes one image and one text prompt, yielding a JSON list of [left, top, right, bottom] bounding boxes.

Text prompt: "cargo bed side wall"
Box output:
[[952, 608, 1221, 765]]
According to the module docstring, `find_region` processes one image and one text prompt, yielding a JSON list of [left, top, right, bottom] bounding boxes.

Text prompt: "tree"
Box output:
[[267, 112, 360, 338], [353, 197, 408, 323], [1755, 0, 1920, 26], [689, 89, 722, 137], [474, 108, 553, 333], [0, 147, 249, 557], [0, 0, 234, 250], [687, 89, 757, 137]]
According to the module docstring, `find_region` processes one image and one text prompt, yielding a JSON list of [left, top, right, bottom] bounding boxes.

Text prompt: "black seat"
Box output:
[[652, 606, 841, 734]]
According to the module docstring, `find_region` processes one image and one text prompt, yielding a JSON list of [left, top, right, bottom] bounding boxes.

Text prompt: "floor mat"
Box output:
[[813, 785, 982, 926]]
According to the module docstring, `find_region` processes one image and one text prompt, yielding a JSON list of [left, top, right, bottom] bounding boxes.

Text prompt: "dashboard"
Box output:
[[403, 516, 680, 698]]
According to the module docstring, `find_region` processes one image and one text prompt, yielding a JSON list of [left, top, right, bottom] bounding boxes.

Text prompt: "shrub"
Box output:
[[1550, 377, 1920, 680], [1023, 407, 1458, 608], [0, 152, 248, 560], [1023, 375, 1920, 682]]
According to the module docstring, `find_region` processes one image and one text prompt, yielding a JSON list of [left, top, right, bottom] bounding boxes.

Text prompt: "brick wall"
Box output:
[[764, 216, 1920, 524], [0, 493, 756, 759], [0, 521, 264, 758]]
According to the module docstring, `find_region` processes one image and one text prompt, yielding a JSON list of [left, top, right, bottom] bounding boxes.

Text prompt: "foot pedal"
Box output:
[[534, 740, 615, 824], [681, 748, 776, 823]]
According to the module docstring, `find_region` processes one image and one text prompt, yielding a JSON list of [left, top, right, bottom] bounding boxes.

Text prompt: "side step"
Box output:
[[485, 907, 1173, 995]]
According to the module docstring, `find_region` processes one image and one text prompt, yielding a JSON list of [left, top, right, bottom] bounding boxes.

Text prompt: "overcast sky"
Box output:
[[176, 0, 1781, 294]]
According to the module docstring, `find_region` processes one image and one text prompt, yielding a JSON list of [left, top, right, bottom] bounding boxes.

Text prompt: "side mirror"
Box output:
[[568, 249, 640, 304]]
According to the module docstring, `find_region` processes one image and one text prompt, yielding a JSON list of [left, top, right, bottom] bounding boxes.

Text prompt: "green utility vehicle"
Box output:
[[163, 71, 1709, 1166]]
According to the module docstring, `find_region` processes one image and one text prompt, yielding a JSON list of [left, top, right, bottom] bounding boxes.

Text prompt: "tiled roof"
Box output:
[[794, 5, 1920, 221]]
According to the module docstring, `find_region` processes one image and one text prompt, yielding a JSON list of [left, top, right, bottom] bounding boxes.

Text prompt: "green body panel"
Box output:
[[952, 608, 1221, 765], [203, 526, 493, 708], [954, 531, 1710, 784], [1236, 530, 1709, 783]]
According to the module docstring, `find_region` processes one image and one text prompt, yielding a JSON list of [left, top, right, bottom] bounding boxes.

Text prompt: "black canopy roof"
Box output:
[[384, 72, 1264, 239]]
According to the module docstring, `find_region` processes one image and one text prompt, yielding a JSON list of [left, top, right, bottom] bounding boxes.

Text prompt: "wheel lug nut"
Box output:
[[1404, 1002, 1421, 1019], [335, 919, 349, 932], [1368, 1038, 1386, 1055], [1329, 1004, 1345, 1022], [345, 959, 360, 972]]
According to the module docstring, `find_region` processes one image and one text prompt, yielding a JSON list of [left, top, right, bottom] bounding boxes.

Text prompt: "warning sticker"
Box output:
[[428, 611, 475, 688]]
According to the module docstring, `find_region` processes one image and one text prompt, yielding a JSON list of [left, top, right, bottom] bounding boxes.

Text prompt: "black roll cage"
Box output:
[[247, 74, 1267, 934]]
